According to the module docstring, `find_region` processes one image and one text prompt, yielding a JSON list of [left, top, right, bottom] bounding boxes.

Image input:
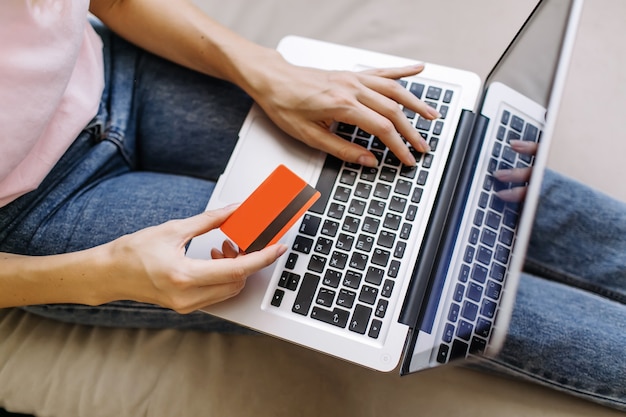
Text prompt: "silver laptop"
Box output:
[[187, 0, 583, 373]]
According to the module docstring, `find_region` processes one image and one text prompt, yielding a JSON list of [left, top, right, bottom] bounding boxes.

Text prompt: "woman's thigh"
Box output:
[[476, 272, 626, 411], [27, 170, 215, 254], [132, 50, 253, 181], [526, 170, 626, 303]]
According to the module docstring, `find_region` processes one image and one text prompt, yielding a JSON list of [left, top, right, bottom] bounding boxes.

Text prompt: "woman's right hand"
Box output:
[[102, 206, 287, 313], [494, 140, 539, 202]]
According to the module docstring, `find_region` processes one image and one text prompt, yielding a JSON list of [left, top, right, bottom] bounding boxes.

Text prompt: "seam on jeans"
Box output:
[[101, 128, 134, 168], [476, 357, 626, 411], [524, 259, 626, 305]]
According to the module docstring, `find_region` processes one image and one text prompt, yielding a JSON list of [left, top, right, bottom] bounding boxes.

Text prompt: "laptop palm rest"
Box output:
[[216, 112, 322, 205]]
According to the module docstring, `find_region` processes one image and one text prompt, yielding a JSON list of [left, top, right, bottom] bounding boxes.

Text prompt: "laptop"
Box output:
[[187, 0, 583, 373]]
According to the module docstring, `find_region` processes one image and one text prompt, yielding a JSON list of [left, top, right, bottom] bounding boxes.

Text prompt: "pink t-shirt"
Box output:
[[0, 0, 104, 207]]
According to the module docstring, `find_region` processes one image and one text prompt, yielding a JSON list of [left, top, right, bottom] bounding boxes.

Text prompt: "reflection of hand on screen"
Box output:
[[494, 140, 538, 203]]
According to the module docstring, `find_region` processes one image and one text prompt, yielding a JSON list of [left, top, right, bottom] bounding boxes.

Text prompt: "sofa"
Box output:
[[1, 0, 624, 416]]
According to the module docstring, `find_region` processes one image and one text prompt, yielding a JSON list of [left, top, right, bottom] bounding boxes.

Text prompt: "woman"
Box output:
[[0, 0, 623, 411]]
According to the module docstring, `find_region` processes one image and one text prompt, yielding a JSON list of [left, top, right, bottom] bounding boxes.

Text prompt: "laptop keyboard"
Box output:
[[269, 79, 454, 340], [436, 108, 540, 364]]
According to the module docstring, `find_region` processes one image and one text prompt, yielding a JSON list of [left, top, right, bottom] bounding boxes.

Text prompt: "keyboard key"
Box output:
[[443, 323, 455, 343], [329, 251, 348, 270], [342, 216, 360, 233], [381, 279, 395, 297], [471, 264, 488, 283], [328, 202, 346, 219], [285, 253, 298, 270], [343, 270, 362, 289], [456, 320, 473, 341], [523, 123, 539, 142], [461, 301, 479, 321], [426, 86, 442, 100], [355, 234, 375, 252], [354, 182, 373, 198], [375, 299, 389, 318], [453, 283, 465, 302], [411, 187, 424, 203], [374, 183, 392, 199], [476, 317, 492, 338], [336, 289, 356, 309], [409, 82, 425, 98], [388, 260, 400, 278], [394, 180, 412, 196], [467, 282, 483, 302], [377, 231, 396, 248], [367, 200, 386, 216], [361, 216, 381, 234], [490, 262, 506, 282], [293, 235, 313, 254], [311, 306, 349, 328], [299, 214, 321, 236], [339, 169, 357, 186], [470, 336, 487, 354], [379, 166, 397, 182], [349, 304, 373, 334], [316, 288, 335, 307], [383, 213, 402, 230], [486, 280, 503, 300], [481, 299, 497, 319], [448, 303, 460, 322], [315, 237, 333, 255], [501, 110, 510, 125], [416, 170, 429, 186], [307, 255, 326, 273], [333, 186, 351, 203], [323, 269, 342, 288], [510, 115, 524, 132], [443, 89, 454, 103], [449, 339, 469, 361], [271, 289, 285, 307], [372, 248, 391, 266], [335, 233, 354, 251], [292, 273, 320, 316], [436, 344, 450, 364], [321, 220, 339, 237], [349, 252, 369, 270], [394, 241, 406, 259], [365, 266, 385, 285], [368, 319, 383, 339], [359, 285, 379, 305], [458, 264, 470, 282]]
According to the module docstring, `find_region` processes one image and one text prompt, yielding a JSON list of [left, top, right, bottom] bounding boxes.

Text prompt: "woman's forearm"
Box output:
[[89, 0, 281, 101], [0, 248, 113, 308]]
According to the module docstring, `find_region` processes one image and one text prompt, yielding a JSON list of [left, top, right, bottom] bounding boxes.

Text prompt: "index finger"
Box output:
[[193, 244, 288, 285]]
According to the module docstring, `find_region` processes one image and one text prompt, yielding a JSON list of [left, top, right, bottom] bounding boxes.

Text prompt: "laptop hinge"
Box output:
[[399, 111, 489, 375], [398, 109, 478, 327]]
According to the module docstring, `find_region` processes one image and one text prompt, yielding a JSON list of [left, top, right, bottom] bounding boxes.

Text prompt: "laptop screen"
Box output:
[[484, 0, 574, 109], [402, 0, 580, 373]]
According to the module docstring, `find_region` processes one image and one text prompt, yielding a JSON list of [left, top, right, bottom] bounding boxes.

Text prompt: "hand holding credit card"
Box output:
[[220, 165, 320, 253]]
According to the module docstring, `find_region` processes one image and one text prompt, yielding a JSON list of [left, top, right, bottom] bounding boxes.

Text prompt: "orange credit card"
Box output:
[[220, 165, 320, 253]]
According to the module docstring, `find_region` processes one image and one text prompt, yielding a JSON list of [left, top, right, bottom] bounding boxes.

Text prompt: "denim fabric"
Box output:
[[474, 170, 626, 410], [0, 23, 624, 410]]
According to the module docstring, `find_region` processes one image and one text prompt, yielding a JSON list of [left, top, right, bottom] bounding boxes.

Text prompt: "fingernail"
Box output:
[[494, 170, 511, 181], [276, 244, 288, 257], [427, 107, 441, 119], [357, 154, 379, 167]]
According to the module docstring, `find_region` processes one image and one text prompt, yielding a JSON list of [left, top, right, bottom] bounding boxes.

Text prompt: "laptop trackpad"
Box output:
[[217, 115, 321, 204]]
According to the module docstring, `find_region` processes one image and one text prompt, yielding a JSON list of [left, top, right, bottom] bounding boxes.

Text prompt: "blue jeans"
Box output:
[[0, 24, 624, 410]]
